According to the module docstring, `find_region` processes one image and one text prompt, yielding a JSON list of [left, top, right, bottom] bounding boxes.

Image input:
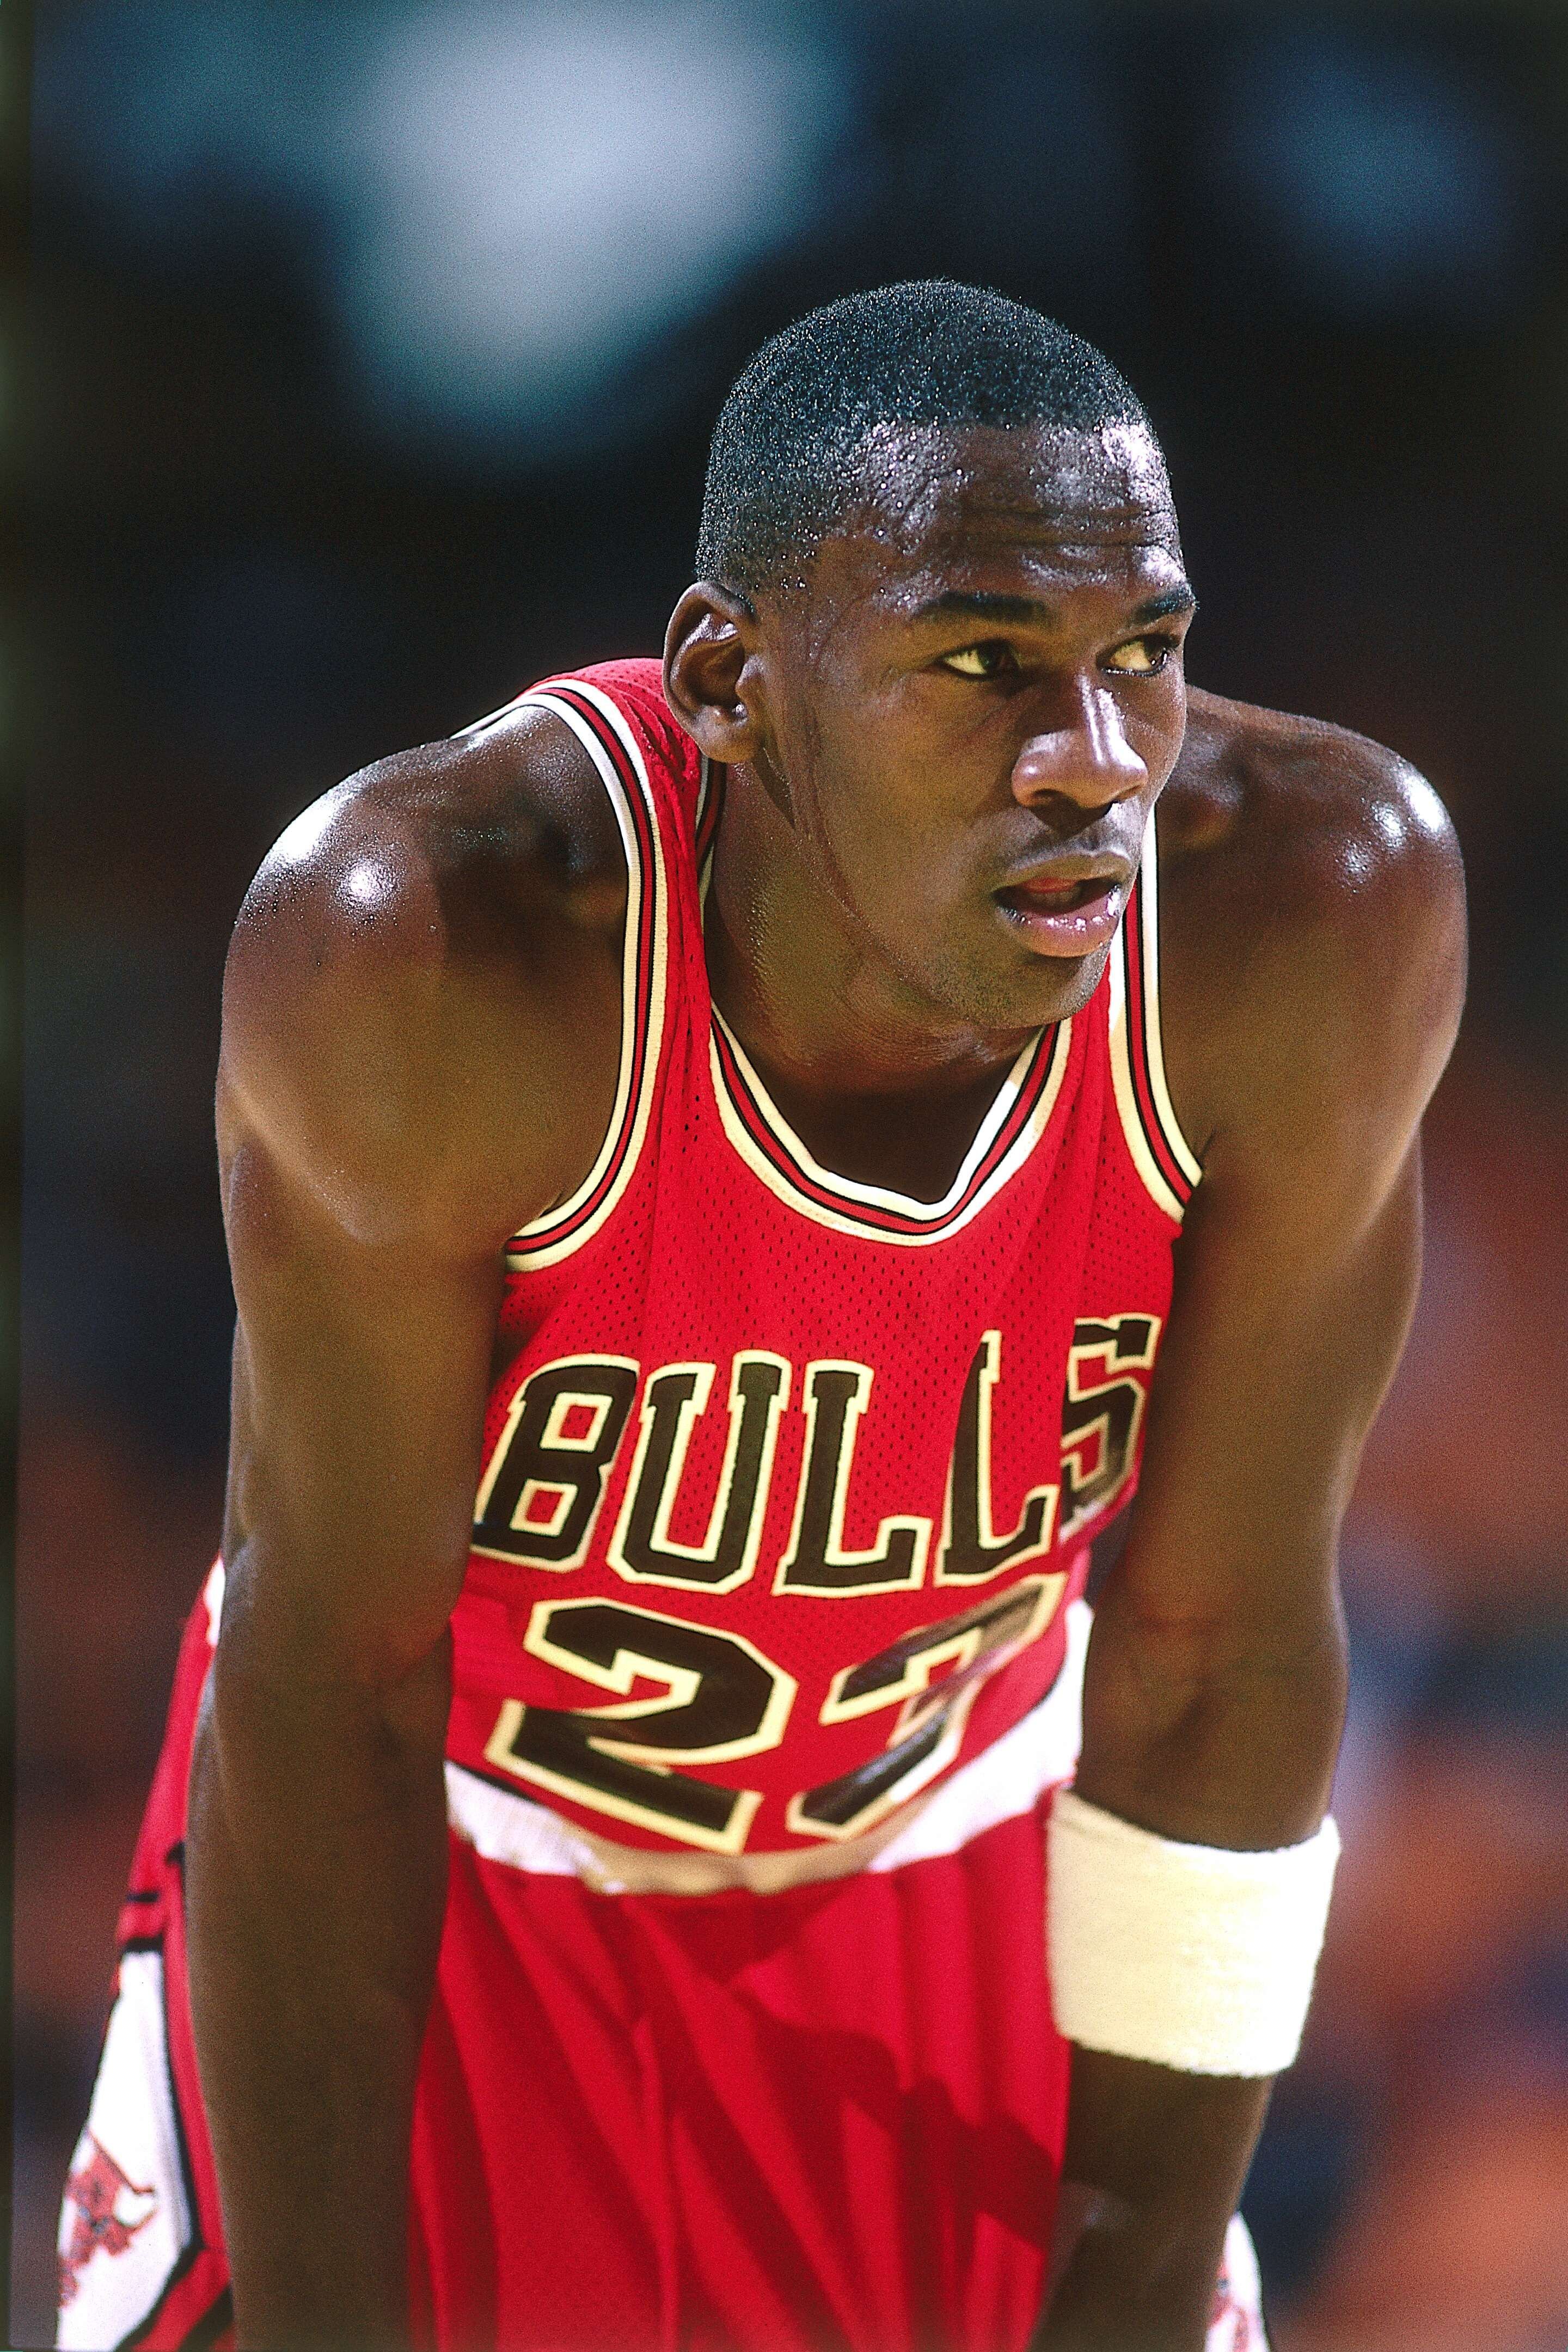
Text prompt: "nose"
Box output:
[[1009, 675, 1147, 813]]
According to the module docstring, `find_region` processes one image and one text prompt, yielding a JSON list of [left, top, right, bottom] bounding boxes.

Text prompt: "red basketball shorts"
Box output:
[[57, 1582, 1267, 2351]]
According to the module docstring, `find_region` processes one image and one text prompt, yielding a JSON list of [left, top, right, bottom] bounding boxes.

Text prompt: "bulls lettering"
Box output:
[[475, 1319, 1161, 1592], [609, 1353, 789, 1590], [938, 1330, 1059, 1582], [473, 1357, 638, 1568], [774, 1362, 932, 1595], [1058, 1316, 1159, 1543]]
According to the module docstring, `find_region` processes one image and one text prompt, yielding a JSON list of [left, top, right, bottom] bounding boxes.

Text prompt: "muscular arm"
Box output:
[[186, 710, 622, 2350], [1037, 710, 1466, 2348]]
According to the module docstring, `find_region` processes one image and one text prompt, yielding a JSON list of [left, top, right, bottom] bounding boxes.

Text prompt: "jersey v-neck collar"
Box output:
[[708, 1009, 1067, 1243]]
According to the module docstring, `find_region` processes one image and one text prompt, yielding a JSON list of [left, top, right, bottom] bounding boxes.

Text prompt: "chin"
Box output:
[[1039, 948, 1112, 1024], [917, 946, 1094, 1036]]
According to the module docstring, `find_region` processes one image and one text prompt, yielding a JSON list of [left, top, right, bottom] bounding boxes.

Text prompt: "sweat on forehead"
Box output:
[[695, 280, 1163, 603], [838, 420, 1176, 562]]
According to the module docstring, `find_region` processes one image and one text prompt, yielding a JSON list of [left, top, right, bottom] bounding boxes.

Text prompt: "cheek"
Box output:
[[785, 692, 984, 930], [1127, 678, 1188, 773], [816, 768, 968, 924]]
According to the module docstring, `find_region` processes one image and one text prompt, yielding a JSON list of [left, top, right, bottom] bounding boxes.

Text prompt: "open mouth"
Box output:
[[991, 869, 1126, 958], [995, 876, 1116, 917]]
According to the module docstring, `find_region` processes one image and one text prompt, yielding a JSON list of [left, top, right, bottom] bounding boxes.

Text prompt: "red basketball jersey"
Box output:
[[444, 660, 1199, 1860]]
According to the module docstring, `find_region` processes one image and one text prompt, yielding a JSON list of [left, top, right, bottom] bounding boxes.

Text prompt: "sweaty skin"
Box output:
[[188, 421, 1465, 2352]]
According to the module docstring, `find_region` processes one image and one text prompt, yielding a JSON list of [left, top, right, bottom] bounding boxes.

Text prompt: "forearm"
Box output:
[[186, 1625, 452, 2352], [1036, 1590, 1346, 2347]]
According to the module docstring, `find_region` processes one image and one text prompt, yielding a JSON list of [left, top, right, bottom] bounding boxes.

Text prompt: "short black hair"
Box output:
[[696, 280, 1156, 600]]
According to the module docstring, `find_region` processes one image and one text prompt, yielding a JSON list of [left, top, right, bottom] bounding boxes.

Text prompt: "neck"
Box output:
[[705, 764, 1034, 1111]]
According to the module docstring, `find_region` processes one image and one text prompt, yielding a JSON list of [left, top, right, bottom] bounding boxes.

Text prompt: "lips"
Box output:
[[993, 868, 1126, 958]]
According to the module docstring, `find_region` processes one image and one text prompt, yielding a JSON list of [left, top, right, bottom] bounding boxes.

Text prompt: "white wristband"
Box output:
[[1046, 1786, 1340, 2078]]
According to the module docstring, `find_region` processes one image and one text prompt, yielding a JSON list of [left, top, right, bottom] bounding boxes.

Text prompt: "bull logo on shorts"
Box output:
[[57, 2134, 158, 2307]]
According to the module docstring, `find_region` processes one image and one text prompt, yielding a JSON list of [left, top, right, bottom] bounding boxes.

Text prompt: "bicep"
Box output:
[[221, 1126, 507, 1683], [1129, 1136, 1424, 1613], [1134, 736, 1463, 1619]]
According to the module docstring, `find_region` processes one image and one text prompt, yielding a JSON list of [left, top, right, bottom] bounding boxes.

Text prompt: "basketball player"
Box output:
[[58, 284, 1464, 2352]]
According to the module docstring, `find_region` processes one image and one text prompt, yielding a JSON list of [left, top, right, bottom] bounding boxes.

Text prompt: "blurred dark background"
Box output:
[[17, 3, 1568, 2346]]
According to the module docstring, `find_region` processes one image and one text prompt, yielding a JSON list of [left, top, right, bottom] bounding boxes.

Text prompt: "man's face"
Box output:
[[749, 420, 1194, 1033]]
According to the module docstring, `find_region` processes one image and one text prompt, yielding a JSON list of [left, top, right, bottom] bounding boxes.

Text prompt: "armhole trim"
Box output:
[[1109, 809, 1203, 1222], [479, 681, 669, 1271]]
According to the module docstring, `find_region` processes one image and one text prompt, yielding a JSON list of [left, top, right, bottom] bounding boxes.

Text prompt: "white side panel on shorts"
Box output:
[[57, 1950, 193, 2349]]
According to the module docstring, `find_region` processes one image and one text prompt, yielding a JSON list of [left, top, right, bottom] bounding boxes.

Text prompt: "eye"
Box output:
[[1104, 635, 1177, 675], [940, 640, 1019, 679]]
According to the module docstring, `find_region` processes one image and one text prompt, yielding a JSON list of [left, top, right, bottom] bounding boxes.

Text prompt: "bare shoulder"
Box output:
[[220, 703, 628, 1255], [1158, 687, 1466, 1175]]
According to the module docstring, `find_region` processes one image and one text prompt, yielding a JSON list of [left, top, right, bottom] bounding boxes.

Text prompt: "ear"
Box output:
[[663, 584, 769, 764]]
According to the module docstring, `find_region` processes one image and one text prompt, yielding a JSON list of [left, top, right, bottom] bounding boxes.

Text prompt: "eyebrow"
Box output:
[[912, 584, 1198, 630]]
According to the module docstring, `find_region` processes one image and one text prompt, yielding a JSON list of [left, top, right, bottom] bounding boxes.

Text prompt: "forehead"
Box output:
[[812, 420, 1183, 618]]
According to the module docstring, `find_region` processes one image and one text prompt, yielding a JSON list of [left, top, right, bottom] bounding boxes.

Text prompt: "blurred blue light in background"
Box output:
[[35, 0, 852, 459], [328, 1, 850, 453], [1211, 26, 1527, 321]]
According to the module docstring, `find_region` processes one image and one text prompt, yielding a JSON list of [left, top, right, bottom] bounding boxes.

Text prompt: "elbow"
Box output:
[[1078, 1584, 1346, 1847], [208, 1547, 457, 1773], [1089, 1576, 1348, 1722], [220, 1509, 467, 1686]]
